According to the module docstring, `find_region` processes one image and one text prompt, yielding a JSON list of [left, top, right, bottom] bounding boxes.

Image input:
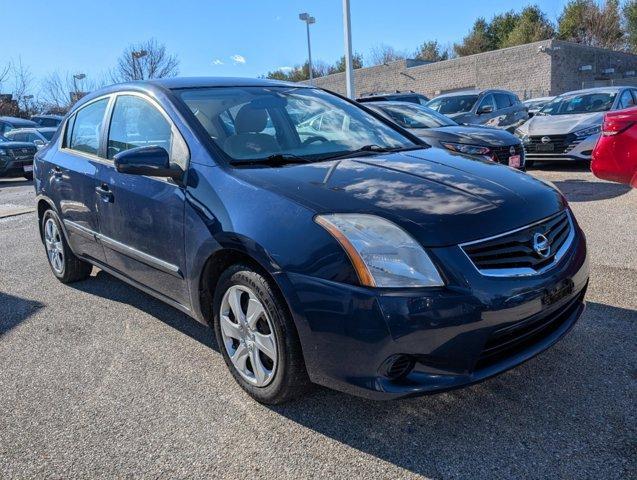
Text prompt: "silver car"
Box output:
[[515, 87, 637, 166]]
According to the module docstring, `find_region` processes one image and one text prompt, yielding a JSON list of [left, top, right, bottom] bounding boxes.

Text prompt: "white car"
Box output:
[[515, 87, 637, 166], [4, 127, 57, 150]]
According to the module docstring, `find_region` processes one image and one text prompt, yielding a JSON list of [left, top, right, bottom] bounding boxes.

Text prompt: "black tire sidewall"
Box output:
[[212, 265, 296, 404], [42, 210, 68, 280]]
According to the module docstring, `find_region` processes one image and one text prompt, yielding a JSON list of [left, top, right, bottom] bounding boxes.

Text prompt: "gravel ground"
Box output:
[[0, 168, 635, 480]]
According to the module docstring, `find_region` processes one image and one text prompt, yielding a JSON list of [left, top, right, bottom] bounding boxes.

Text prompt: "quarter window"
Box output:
[[68, 98, 108, 155], [107, 95, 172, 159]]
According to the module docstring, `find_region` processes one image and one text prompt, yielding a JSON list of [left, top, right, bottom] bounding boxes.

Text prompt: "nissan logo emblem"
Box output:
[[541, 136, 551, 144], [509, 146, 516, 155], [533, 232, 551, 258]]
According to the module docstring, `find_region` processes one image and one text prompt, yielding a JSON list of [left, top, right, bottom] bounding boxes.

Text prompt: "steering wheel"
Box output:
[[302, 135, 329, 145]]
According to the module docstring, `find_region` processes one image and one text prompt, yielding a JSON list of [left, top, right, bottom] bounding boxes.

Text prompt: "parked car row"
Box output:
[[0, 114, 63, 179]]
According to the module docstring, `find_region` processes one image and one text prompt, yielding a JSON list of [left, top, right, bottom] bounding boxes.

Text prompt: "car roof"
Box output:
[[0, 116, 38, 125], [559, 86, 626, 97], [523, 96, 554, 103], [147, 76, 304, 90], [433, 89, 513, 98]]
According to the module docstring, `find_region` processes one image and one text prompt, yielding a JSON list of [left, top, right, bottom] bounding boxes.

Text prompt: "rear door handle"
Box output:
[[52, 166, 63, 178], [95, 183, 114, 203]]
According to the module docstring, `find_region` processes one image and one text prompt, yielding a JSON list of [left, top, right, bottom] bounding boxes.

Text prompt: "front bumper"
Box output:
[[0, 155, 34, 177], [279, 225, 588, 400], [522, 133, 598, 162]]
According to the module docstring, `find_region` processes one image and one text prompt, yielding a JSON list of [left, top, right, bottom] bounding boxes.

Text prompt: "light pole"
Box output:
[[299, 12, 316, 84], [73, 73, 86, 96], [342, 0, 355, 98], [131, 49, 148, 80]]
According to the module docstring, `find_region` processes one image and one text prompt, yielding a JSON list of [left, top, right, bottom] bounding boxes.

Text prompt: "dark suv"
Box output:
[[426, 89, 529, 131], [34, 78, 588, 404]]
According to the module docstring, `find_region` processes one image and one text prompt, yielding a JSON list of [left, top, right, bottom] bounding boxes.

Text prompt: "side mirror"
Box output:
[[113, 146, 181, 179], [33, 139, 45, 148], [477, 105, 494, 115]]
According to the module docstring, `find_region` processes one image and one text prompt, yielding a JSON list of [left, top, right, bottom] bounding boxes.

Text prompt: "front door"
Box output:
[[94, 94, 190, 306], [49, 97, 109, 263]]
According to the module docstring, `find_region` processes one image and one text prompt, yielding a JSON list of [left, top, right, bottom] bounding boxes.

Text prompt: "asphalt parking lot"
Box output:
[[0, 167, 635, 479]]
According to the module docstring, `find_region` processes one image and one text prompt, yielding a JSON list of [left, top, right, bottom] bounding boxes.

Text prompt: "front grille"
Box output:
[[461, 210, 572, 274], [491, 144, 524, 164], [475, 287, 585, 370], [524, 134, 582, 155]]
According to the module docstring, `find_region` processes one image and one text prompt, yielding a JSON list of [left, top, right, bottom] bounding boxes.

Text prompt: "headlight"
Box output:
[[574, 125, 601, 138], [441, 142, 490, 156], [315, 214, 444, 288]]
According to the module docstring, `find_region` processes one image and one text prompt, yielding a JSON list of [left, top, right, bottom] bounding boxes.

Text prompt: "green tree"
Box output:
[[328, 53, 363, 74], [503, 5, 555, 47], [413, 40, 449, 62], [558, 0, 623, 49], [454, 18, 492, 56], [488, 10, 520, 48], [624, 0, 637, 52]]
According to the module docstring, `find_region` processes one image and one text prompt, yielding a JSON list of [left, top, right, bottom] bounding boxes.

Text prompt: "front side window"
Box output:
[[40, 130, 55, 141], [477, 94, 495, 112], [107, 95, 172, 159], [540, 92, 617, 115], [177, 86, 414, 163], [426, 94, 479, 114], [68, 98, 108, 155]]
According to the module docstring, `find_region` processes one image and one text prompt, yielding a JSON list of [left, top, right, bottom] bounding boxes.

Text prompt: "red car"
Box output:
[[591, 107, 637, 187]]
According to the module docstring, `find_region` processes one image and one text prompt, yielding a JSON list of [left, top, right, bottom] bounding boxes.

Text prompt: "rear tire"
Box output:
[[23, 172, 33, 181], [213, 263, 311, 404], [41, 210, 92, 283]]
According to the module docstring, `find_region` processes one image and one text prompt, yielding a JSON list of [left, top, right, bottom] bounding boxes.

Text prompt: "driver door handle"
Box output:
[[95, 183, 114, 203]]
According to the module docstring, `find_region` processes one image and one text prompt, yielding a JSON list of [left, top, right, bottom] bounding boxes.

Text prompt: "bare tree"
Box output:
[[111, 39, 179, 82], [39, 71, 107, 113], [9, 58, 34, 115], [368, 44, 407, 66]]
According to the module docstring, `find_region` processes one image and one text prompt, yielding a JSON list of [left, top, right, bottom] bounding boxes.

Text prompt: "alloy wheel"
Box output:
[[219, 285, 278, 387], [44, 218, 64, 274]]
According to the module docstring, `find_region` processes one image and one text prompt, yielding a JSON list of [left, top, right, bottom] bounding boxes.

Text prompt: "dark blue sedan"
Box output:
[[34, 78, 589, 403]]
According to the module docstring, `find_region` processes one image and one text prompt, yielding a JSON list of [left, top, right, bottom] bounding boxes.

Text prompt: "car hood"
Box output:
[[232, 148, 565, 247], [0, 141, 35, 150], [519, 112, 604, 135], [410, 125, 519, 146]]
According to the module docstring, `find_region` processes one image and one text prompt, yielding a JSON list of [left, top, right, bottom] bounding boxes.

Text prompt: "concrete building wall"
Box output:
[[304, 39, 637, 100]]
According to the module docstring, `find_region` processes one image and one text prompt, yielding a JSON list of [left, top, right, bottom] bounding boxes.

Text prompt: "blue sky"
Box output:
[[1, 0, 569, 85]]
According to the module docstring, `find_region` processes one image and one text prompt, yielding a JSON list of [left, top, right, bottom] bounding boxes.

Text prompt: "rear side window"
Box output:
[[107, 95, 172, 159], [494, 93, 511, 109], [68, 98, 108, 155], [618, 90, 635, 109]]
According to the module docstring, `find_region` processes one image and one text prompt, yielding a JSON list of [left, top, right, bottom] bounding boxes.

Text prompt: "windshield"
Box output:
[[176, 86, 415, 163], [539, 92, 617, 115], [40, 130, 55, 141], [372, 103, 457, 129], [425, 94, 478, 114]]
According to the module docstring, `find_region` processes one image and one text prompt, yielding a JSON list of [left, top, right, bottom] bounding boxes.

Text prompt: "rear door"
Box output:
[[93, 93, 190, 305], [46, 97, 110, 263]]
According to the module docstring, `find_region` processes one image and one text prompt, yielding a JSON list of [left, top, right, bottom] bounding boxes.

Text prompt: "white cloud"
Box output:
[[212, 59, 224, 65], [230, 54, 246, 64]]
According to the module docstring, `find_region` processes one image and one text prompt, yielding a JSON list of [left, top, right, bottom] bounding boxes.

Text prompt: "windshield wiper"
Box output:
[[319, 144, 424, 161], [230, 153, 313, 167]]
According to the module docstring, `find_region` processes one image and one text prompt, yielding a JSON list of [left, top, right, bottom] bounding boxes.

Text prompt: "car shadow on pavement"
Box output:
[[552, 178, 632, 202], [0, 291, 45, 335], [69, 270, 218, 351], [267, 301, 636, 478], [0, 178, 32, 189]]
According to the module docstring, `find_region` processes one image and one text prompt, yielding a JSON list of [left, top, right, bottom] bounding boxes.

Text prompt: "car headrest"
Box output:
[[234, 104, 268, 134]]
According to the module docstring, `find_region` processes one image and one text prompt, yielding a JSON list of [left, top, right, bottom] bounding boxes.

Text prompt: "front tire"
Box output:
[[41, 210, 92, 283], [213, 264, 311, 404]]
